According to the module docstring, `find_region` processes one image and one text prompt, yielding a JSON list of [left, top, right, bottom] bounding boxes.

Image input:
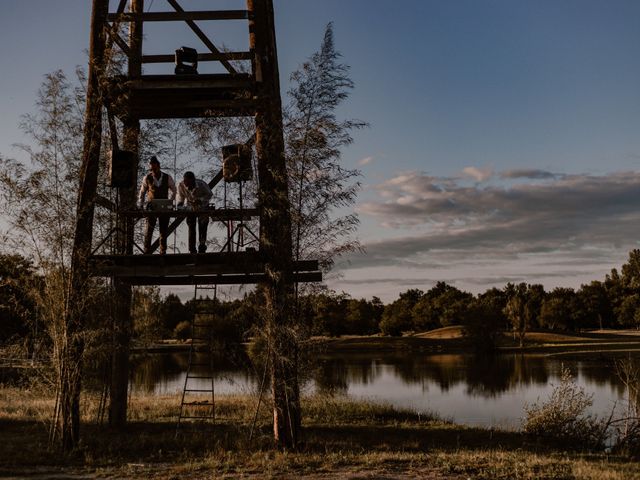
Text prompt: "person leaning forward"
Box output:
[[177, 171, 213, 254], [138, 156, 176, 254]]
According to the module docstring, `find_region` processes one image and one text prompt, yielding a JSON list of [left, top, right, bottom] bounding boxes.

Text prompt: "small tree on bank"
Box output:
[[285, 23, 367, 275], [0, 70, 110, 446]]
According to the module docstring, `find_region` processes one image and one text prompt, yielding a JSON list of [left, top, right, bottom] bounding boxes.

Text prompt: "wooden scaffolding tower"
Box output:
[[65, 0, 316, 449]]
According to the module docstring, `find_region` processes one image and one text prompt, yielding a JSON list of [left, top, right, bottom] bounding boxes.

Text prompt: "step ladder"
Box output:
[[176, 284, 218, 436]]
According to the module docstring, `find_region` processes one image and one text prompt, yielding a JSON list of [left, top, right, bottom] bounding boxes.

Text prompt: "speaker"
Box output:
[[175, 46, 198, 75], [109, 150, 137, 188], [222, 144, 252, 183]]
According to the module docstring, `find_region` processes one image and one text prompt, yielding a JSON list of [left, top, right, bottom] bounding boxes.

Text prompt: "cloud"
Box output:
[[500, 169, 561, 180], [351, 170, 640, 273], [358, 156, 374, 166], [462, 166, 494, 182]]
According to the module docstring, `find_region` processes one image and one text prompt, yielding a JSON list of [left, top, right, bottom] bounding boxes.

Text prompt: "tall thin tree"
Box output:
[[285, 23, 367, 274]]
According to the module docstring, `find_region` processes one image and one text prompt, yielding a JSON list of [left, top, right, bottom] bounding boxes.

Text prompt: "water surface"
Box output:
[[130, 349, 634, 429]]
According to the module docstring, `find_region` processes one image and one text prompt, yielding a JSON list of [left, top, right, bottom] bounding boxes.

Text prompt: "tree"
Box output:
[[159, 293, 190, 337], [577, 281, 612, 330], [503, 283, 546, 344], [285, 23, 367, 273], [478, 287, 509, 328], [380, 300, 413, 337], [131, 287, 163, 342], [345, 298, 380, 335], [0, 69, 109, 448], [616, 295, 640, 329], [605, 268, 625, 326], [380, 289, 423, 336], [0, 255, 37, 349], [462, 296, 503, 351], [0, 70, 83, 265], [411, 283, 472, 331], [311, 292, 349, 337], [621, 249, 640, 291]]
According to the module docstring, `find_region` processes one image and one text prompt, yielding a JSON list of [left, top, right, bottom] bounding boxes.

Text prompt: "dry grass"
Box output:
[[2, 386, 640, 479], [414, 326, 465, 339]]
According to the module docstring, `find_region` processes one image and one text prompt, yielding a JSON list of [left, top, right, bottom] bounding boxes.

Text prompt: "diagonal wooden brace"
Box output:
[[166, 0, 239, 75]]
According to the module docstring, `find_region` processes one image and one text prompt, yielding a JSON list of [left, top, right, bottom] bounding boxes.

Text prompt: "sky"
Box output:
[[2, 0, 640, 301]]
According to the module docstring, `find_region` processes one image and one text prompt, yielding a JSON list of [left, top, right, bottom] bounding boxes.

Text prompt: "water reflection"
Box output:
[[130, 349, 636, 428]]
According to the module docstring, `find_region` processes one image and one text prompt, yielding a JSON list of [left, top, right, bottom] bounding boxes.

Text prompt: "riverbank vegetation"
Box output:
[[2, 386, 640, 479], [5, 250, 640, 353]]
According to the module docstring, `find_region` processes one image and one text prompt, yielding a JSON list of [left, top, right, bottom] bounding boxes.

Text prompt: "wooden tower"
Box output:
[[66, 0, 318, 449]]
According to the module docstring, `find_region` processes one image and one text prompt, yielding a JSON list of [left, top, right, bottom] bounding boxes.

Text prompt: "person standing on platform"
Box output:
[[177, 171, 213, 254], [138, 156, 176, 254]]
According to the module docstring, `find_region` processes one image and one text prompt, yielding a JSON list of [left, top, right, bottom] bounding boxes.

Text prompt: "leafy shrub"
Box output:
[[173, 321, 191, 340], [523, 366, 606, 449]]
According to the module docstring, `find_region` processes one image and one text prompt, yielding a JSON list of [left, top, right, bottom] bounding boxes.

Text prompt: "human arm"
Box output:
[[137, 179, 148, 207], [195, 180, 213, 206], [168, 175, 177, 201], [176, 181, 186, 207]]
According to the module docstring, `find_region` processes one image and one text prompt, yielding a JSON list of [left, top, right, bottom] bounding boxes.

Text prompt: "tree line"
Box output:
[[4, 249, 640, 351]]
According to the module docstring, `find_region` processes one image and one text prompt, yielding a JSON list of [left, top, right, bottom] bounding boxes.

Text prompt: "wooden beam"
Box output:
[[119, 207, 258, 220], [105, 25, 132, 57], [107, 10, 249, 22], [141, 51, 252, 64], [127, 73, 253, 89], [166, 0, 238, 75], [90, 252, 317, 271], [119, 271, 322, 286], [63, 0, 110, 451], [116, 0, 128, 14], [95, 194, 116, 211], [248, 0, 299, 449]]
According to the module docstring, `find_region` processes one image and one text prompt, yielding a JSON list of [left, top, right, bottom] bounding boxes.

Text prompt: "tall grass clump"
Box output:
[[523, 366, 606, 449]]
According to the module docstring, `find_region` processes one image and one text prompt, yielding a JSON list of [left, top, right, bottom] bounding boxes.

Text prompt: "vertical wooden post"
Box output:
[[248, 0, 300, 449], [109, 0, 143, 429], [63, 0, 109, 450]]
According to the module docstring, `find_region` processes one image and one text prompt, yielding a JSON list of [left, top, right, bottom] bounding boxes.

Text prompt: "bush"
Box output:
[[173, 321, 191, 340], [523, 366, 606, 449]]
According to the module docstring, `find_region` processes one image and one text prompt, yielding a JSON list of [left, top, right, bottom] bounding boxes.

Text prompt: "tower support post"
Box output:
[[249, 0, 300, 449], [109, 0, 143, 429], [62, 0, 109, 450]]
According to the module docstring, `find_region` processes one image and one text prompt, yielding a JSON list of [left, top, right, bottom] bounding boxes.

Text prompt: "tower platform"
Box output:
[[108, 74, 257, 119], [89, 252, 321, 286]]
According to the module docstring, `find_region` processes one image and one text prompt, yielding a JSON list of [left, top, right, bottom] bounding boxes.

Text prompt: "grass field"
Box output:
[[1, 386, 640, 479], [312, 328, 640, 355]]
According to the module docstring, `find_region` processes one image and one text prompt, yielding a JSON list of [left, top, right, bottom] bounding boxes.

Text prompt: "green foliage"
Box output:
[[310, 292, 349, 337], [616, 294, 640, 330], [285, 23, 367, 272], [539, 287, 579, 331], [461, 297, 504, 351], [345, 298, 381, 335], [622, 249, 640, 290], [380, 289, 424, 336], [158, 293, 191, 336], [132, 287, 163, 342], [173, 321, 191, 341], [380, 299, 414, 336], [523, 366, 606, 449], [504, 283, 545, 346], [0, 254, 36, 346], [577, 281, 612, 329]]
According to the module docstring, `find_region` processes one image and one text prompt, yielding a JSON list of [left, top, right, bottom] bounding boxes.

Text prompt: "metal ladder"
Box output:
[[176, 284, 218, 436]]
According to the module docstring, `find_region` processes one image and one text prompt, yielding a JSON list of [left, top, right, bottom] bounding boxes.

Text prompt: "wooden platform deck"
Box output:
[[120, 207, 259, 220], [108, 73, 257, 119], [88, 252, 321, 286]]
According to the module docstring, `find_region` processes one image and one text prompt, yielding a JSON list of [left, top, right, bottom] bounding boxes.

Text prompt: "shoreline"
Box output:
[[1, 389, 639, 479], [132, 328, 640, 356]]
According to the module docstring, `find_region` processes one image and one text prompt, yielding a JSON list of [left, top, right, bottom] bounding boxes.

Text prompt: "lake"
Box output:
[[130, 349, 636, 429]]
